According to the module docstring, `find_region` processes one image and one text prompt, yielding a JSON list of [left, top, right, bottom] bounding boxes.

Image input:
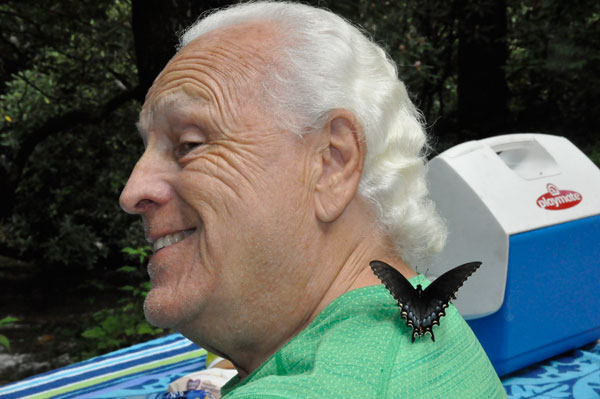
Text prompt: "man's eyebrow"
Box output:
[[133, 91, 207, 140], [135, 119, 149, 146], [136, 106, 153, 141], [135, 121, 146, 137]]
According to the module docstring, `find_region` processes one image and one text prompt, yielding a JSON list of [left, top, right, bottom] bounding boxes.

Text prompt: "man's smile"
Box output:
[[150, 228, 196, 253]]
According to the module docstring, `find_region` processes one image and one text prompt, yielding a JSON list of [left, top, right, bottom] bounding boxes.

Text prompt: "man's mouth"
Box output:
[[151, 229, 195, 253]]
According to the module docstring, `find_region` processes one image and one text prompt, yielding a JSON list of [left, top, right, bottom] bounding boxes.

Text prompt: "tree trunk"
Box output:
[[457, 0, 508, 138], [0, 86, 142, 222]]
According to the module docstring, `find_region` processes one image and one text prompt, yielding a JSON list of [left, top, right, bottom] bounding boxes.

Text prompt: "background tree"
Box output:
[[506, 0, 600, 150], [0, 0, 142, 274], [0, 0, 239, 275], [457, 0, 509, 138]]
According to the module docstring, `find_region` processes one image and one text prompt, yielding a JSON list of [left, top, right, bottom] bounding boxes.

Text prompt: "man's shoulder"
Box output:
[[221, 286, 403, 398], [222, 284, 505, 398]]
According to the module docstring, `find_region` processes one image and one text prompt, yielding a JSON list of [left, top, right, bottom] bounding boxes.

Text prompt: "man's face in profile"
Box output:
[[119, 25, 320, 344]]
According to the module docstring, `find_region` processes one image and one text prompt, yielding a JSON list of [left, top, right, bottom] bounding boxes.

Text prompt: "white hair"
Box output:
[[179, 1, 446, 267]]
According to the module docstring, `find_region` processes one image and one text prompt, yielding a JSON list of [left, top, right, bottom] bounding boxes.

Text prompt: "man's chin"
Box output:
[[143, 290, 181, 329]]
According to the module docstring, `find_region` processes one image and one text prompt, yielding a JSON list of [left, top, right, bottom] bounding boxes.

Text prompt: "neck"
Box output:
[[302, 204, 416, 327], [203, 199, 416, 379]]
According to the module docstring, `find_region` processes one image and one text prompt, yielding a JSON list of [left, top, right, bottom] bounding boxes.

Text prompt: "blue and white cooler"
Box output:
[[426, 133, 600, 376]]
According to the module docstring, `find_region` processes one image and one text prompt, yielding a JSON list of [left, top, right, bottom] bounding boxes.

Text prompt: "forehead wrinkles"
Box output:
[[145, 34, 276, 127], [138, 92, 203, 132]]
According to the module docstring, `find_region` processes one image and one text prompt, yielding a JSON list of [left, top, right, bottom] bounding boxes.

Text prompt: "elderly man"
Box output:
[[120, 2, 505, 398]]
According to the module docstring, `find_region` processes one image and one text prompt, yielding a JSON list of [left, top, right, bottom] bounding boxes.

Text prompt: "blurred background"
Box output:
[[1, 0, 598, 384]]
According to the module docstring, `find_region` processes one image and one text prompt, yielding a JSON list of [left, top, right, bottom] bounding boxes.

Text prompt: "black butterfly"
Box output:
[[370, 260, 481, 342]]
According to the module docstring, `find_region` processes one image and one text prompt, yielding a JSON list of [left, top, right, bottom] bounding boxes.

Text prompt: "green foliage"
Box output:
[[0, 0, 146, 271], [79, 305, 161, 358], [348, 0, 459, 126], [78, 245, 164, 360], [0, 316, 19, 351], [329, 0, 599, 146], [122, 246, 152, 266], [506, 0, 600, 139]]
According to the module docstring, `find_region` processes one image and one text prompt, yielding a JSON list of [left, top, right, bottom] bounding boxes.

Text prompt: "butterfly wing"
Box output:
[[423, 261, 481, 304], [370, 260, 422, 341], [369, 260, 416, 309], [418, 262, 482, 339]]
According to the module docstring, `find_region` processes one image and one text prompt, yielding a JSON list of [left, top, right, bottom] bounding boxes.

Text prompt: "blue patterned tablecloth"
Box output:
[[502, 340, 600, 398], [1, 334, 599, 398]]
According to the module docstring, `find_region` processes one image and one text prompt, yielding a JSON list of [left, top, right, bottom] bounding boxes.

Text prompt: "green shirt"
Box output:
[[222, 275, 506, 398]]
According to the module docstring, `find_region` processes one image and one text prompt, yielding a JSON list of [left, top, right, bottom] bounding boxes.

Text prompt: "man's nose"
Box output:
[[119, 150, 171, 215]]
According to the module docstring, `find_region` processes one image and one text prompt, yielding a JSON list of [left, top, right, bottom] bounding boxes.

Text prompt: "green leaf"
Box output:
[[0, 316, 19, 326], [121, 246, 151, 264], [0, 335, 10, 351], [92, 310, 108, 320], [121, 247, 138, 255], [82, 327, 105, 339], [136, 322, 153, 335], [117, 265, 136, 273], [101, 315, 120, 332]]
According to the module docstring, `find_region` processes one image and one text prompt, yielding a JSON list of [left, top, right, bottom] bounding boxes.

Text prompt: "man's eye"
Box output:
[[175, 141, 203, 158]]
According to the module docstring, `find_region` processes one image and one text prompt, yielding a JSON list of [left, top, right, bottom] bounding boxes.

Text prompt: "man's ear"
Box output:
[[314, 109, 365, 223]]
